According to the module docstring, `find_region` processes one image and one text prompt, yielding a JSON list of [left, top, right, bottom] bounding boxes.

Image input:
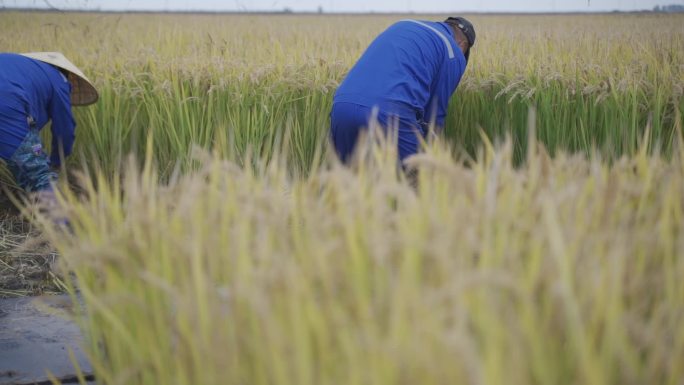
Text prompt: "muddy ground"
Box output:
[[0, 295, 94, 385]]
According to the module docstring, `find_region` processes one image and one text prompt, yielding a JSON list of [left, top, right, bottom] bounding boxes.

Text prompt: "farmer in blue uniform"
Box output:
[[330, 17, 476, 163], [0, 52, 98, 195]]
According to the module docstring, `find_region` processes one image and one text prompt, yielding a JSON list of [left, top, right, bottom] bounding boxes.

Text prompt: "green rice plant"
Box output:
[[1, 12, 681, 176], [39, 131, 684, 385]]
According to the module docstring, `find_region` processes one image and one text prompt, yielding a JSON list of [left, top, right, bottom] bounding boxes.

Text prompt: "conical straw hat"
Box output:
[[20, 52, 98, 106]]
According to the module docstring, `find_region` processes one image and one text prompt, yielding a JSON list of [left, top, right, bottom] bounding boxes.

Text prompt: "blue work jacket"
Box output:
[[0, 53, 75, 166], [334, 20, 467, 127]]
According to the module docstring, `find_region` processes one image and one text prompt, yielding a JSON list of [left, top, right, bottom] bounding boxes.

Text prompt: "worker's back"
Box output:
[[334, 20, 466, 123], [0, 54, 66, 128], [0, 53, 73, 161]]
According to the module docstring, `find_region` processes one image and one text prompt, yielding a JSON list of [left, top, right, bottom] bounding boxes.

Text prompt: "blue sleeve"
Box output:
[[428, 57, 466, 130], [435, 89, 449, 128], [425, 92, 449, 128], [425, 74, 451, 129], [49, 80, 76, 167]]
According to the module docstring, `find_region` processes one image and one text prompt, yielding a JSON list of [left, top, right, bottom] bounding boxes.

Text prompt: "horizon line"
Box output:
[[0, 7, 676, 15]]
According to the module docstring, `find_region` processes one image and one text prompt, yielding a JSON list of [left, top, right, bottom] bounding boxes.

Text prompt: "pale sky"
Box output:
[[2, 0, 681, 12]]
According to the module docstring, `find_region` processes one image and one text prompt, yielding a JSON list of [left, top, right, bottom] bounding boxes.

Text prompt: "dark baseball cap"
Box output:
[[445, 17, 476, 61]]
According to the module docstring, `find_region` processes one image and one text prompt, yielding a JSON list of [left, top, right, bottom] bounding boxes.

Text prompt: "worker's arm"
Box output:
[[435, 95, 448, 130], [423, 92, 449, 134], [49, 80, 76, 168], [427, 52, 466, 134]]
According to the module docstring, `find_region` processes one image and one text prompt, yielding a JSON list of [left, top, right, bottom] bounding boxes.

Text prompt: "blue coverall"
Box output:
[[0, 53, 75, 192], [330, 20, 467, 163]]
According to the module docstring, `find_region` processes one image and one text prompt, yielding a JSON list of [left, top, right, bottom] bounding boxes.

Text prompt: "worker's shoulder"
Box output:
[[0, 53, 49, 72], [0, 53, 68, 93], [389, 20, 450, 33], [385, 20, 455, 48], [0, 52, 29, 63]]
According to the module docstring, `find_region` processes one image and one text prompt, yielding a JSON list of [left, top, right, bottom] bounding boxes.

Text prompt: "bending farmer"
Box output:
[[0, 52, 98, 194], [330, 17, 476, 163]]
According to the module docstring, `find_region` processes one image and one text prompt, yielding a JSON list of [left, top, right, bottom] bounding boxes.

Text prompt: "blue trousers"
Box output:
[[330, 102, 426, 164], [2, 126, 57, 193]]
